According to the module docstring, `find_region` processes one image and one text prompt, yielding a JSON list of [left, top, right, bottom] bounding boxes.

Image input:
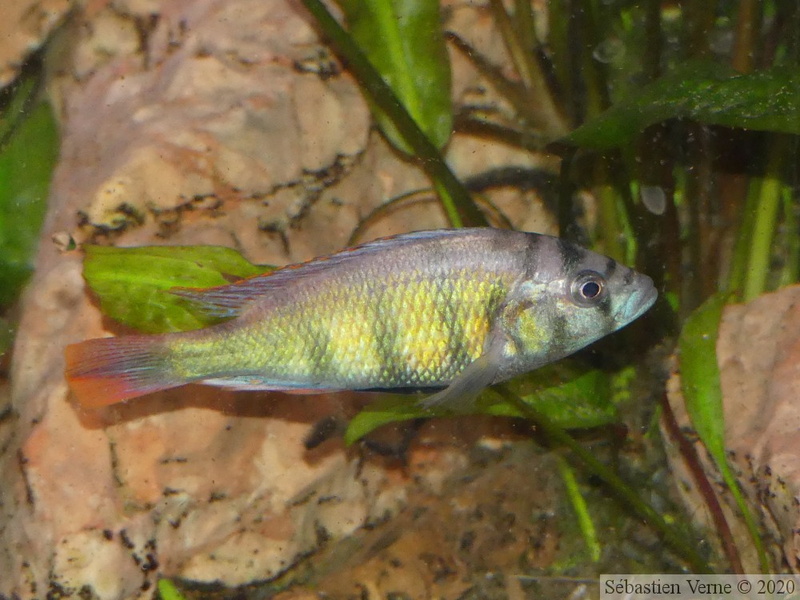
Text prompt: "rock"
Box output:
[[0, 0, 71, 87]]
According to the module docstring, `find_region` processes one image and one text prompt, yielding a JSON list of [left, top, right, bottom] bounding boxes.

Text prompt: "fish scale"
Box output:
[[212, 268, 510, 388]]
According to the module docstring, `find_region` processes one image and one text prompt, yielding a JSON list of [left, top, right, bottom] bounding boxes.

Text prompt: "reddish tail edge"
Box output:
[[64, 335, 182, 408]]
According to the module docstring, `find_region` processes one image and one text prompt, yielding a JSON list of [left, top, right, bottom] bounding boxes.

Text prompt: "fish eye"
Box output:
[[570, 271, 607, 307]]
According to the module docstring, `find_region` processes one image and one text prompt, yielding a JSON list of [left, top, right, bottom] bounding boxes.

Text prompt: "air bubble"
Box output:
[[640, 185, 666, 216], [592, 38, 625, 64]]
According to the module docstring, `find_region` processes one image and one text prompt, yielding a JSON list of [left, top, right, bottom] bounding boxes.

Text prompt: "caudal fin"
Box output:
[[65, 335, 183, 407]]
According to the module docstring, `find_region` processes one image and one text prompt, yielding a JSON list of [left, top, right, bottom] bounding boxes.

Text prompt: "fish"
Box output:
[[64, 228, 657, 411]]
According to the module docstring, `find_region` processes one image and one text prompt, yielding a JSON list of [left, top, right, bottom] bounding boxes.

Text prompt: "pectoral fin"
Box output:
[[417, 353, 500, 413], [418, 329, 508, 414]]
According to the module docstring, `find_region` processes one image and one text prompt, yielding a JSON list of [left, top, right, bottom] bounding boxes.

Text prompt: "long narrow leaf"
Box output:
[[567, 61, 800, 149], [0, 99, 58, 307], [679, 293, 769, 572]]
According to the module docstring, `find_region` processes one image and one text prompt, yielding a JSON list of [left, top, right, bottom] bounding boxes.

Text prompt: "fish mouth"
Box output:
[[617, 277, 658, 323]]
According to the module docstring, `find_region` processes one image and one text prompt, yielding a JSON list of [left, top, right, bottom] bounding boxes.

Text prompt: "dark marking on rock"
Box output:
[[159, 456, 188, 464], [16, 450, 34, 507], [109, 441, 125, 489], [460, 530, 476, 551], [119, 529, 135, 550], [78, 585, 93, 599], [141, 553, 159, 573], [46, 581, 72, 599], [314, 521, 330, 546], [419, 553, 456, 583], [292, 49, 340, 80]]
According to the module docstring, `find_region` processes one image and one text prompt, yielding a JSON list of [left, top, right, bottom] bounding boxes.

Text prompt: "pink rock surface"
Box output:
[[716, 286, 800, 568]]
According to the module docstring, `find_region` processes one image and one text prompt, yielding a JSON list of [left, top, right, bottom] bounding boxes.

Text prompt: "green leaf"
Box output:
[[0, 316, 14, 355], [0, 72, 38, 144], [344, 362, 617, 444], [566, 61, 800, 149], [343, 393, 431, 445], [83, 245, 270, 333], [337, 0, 453, 152], [492, 363, 616, 428], [157, 579, 187, 600], [679, 293, 769, 572], [679, 294, 727, 457], [0, 98, 59, 307]]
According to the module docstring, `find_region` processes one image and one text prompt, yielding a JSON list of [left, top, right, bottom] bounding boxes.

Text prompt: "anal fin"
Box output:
[[201, 376, 339, 395]]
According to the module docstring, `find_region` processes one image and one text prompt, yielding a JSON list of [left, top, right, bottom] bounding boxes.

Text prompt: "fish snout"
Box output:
[[616, 274, 658, 323]]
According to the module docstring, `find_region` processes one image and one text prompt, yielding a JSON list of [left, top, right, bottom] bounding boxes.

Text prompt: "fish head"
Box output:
[[500, 242, 658, 370]]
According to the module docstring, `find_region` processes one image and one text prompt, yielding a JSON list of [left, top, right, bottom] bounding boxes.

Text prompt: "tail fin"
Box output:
[[64, 335, 183, 407]]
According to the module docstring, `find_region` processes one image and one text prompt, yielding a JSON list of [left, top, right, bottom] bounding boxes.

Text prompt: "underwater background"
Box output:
[[0, 0, 798, 598]]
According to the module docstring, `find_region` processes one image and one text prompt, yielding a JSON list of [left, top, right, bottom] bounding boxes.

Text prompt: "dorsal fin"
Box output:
[[171, 229, 480, 319]]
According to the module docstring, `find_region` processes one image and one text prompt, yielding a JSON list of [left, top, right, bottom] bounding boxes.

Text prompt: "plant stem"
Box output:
[[496, 385, 710, 573], [300, 0, 487, 228], [743, 135, 787, 301], [682, 0, 719, 60], [513, 0, 537, 54], [595, 161, 626, 263], [732, 0, 761, 73], [547, 0, 573, 123], [557, 147, 583, 244], [660, 393, 743, 573], [727, 173, 757, 298], [642, 0, 663, 83], [446, 32, 543, 132], [453, 112, 548, 153], [778, 184, 799, 287], [555, 453, 601, 562], [574, 1, 633, 262], [489, 0, 568, 138], [682, 124, 714, 313]]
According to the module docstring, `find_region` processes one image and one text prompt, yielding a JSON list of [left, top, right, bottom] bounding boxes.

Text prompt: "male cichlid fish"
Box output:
[[65, 228, 657, 410]]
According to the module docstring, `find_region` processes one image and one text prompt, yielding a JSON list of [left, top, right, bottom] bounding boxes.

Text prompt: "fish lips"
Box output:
[[616, 276, 658, 324]]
